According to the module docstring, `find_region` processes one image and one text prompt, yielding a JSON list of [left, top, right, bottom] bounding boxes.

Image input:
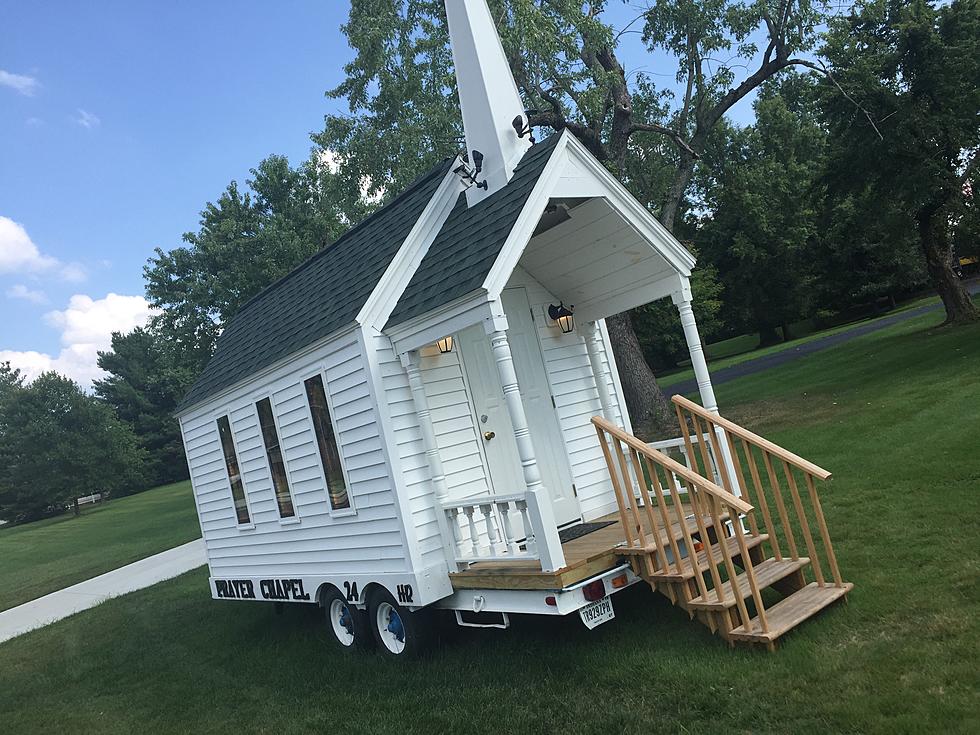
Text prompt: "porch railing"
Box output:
[[442, 493, 539, 565]]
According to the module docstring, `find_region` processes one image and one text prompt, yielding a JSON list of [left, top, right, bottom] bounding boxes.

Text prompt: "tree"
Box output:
[[0, 372, 146, 523], [319, 0, 828, 429], [697, 74, 825, 344], [817, 0, 980, 324], [144, 154, 350, 371], [94, 327, 191, 488]]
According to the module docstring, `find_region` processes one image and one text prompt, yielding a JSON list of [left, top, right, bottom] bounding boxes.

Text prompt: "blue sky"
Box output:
[[0, 1, 755, 386]]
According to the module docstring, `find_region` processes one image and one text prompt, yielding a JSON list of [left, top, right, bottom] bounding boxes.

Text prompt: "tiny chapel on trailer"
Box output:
[[176, 0, 851, 656]]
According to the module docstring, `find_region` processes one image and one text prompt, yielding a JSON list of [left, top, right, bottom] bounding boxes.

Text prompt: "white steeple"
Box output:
[[445, 0, 532, 206]]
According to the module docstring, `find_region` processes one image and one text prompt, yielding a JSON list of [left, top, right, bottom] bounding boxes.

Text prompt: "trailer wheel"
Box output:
[[322, 588, 372, 652], [368, 588, 432, 659]]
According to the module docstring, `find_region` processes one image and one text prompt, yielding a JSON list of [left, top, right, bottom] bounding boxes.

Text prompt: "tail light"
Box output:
[[583, 579, 606, 601]]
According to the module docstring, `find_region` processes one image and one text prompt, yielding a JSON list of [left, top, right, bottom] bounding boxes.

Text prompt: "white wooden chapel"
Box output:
[[176, 0, 848, 655]]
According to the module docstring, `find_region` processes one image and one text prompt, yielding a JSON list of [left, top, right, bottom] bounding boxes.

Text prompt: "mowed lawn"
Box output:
[[0, 480, 200, 611], [0, 309, 978, 734]]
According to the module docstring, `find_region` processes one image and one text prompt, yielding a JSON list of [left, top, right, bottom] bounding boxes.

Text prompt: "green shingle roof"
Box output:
[[178, 158, 453, 412], [385, 132, 561, 329]]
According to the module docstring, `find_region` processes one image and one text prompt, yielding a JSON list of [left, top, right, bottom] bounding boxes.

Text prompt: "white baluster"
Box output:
[[480, 503, 502, 554], [464, 506, 481, 557], [499, 502, 520, 555], [516, 499, 537, 555], [448, 507, 464, 558]]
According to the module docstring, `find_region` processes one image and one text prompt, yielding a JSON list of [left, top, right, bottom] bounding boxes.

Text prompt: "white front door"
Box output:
[[457, 287, 580, 526]]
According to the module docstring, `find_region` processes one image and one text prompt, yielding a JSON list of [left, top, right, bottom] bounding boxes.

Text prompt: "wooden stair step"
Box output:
[[728, 581, 854, 643], [643, 533, 769, 582], [687, 557, 810, 611]]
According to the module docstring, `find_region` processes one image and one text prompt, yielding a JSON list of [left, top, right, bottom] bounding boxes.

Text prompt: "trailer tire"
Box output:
[[368, 588, 433, 659], [322, 587, 372, 653]]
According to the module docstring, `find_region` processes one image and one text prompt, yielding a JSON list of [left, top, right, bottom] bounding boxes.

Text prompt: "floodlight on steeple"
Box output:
[[445, 0, 532, 207]]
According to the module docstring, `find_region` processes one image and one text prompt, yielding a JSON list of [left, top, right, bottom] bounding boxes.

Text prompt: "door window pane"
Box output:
[[304, 375, 350, 510], [216, 415, 250, 525], [256, 398, 295, 518]]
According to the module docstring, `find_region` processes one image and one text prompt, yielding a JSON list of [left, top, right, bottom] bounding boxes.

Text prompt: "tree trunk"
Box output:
[[605, 311, 675, 432], [757, 324, 782, 347], [73, 498, 80, 517], [917, 205, 979, 325]]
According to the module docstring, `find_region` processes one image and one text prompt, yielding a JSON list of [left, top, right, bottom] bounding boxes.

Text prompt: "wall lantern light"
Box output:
[[437, 335, 455, 354], [548, 302, 575, 334]]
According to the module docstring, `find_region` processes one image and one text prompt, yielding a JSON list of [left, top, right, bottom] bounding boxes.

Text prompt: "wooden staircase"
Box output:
[[593, 396, 853, 651]]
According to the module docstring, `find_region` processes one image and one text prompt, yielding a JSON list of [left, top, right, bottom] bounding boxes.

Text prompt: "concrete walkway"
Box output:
[[0, 538, 206, 645]]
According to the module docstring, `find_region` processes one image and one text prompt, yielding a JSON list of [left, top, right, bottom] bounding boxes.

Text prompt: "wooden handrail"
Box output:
[[672, 395, 832, 480], [592, 415, 754, 514]]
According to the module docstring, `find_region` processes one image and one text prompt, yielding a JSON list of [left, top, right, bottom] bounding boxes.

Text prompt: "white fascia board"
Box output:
[[558, 134, 696, 277], [174, 322, 360, 422], [386, 290, 494, 356], [482, 130, 573, 298], [357, 160, 465, 330]]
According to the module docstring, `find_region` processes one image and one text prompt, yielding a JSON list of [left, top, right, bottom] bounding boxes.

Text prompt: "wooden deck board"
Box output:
[[449, 505, 714, 591]]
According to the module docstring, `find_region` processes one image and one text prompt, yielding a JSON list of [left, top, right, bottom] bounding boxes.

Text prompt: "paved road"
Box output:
[[0, 538, 206, 645], [667, 284, 979, 397]]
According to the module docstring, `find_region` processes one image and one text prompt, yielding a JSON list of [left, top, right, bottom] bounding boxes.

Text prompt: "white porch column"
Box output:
[[400, 350, 458, 569], [671, 283, 740, 494], [486, 321, 566, 572], [584, 321, 616, 421]]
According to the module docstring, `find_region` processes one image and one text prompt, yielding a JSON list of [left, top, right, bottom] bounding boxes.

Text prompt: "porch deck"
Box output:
[[448, 503, 720, 591]]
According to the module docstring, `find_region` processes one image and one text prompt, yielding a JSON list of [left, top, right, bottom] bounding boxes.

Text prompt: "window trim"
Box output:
[[302, 368, 357, 518], [253, 393, 299, 521], [214, 412, 255, 530]]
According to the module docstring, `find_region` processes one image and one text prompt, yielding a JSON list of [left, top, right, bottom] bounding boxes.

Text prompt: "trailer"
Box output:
[[176, 0, 851, 658]]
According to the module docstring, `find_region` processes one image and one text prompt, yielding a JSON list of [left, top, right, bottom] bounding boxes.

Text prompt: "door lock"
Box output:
[[483, 431, 496, 441]]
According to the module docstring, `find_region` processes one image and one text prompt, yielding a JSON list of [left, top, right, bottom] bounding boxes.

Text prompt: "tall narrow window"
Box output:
[[256, 397, 295, 518], [217, 415, 250, 525], [304, 374, 350, 510]]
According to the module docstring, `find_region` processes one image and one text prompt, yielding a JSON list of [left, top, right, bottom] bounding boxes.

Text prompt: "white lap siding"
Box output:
[[374, 331, 489, 571], [179, 331, 408, 580], [506, 267, 628, 521]]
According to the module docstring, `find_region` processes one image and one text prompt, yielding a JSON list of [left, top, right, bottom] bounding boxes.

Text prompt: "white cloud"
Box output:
[[1, 293, 156, 387], [0, 69, 38, 96], [25, 117, 44, 127], [0, 216, 87, 281], [72, 108, 100, 129], [6, 284, 47, 304]]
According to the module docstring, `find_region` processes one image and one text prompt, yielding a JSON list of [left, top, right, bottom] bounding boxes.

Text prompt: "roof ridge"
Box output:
[[232, 157, 454, 316]]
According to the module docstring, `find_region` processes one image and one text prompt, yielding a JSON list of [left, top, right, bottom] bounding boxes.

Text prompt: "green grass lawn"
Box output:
[[657, 294, 940, 388], [0, 480, 200, 612], [1, 309, 978, 733]]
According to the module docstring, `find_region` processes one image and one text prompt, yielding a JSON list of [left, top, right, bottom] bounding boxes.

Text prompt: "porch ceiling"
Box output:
[[517, 197, 681, 323]]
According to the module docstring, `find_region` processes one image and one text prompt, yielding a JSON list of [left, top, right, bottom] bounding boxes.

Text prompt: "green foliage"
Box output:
[[817, 0, 980, 322], [143, 154, 350, 370], [0, 372, 146, 523], [94, 328, 191, 488], [633, 258, 724, 369], [696, 74, 825, 342]]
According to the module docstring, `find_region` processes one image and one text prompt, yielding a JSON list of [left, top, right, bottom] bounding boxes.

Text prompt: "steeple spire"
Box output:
[[445, 0, 532, 206]]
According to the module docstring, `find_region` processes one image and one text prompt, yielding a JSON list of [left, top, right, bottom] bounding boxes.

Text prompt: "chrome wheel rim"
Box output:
[[329, 598, 355, 647], [375, 601, 406, 654]]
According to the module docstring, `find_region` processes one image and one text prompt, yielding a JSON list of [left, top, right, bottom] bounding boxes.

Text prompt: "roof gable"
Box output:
[[385, 132, 562, 329], [178, 158, 454, 412]]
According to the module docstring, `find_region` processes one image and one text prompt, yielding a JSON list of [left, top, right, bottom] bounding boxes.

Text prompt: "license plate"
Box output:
[[579, 596, 615, 629]]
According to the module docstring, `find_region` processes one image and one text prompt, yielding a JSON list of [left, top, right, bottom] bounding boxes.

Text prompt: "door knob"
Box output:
[[483, 431, 496, 441]]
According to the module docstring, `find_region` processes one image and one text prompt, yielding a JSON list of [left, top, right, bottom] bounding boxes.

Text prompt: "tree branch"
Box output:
[[629, 122, 698, 157], [790, 58, 885, 141]]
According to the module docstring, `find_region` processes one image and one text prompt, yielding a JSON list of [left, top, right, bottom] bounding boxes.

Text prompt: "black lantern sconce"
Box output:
[[437, 335, 455, 354], [548, 302, 575, 334]]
